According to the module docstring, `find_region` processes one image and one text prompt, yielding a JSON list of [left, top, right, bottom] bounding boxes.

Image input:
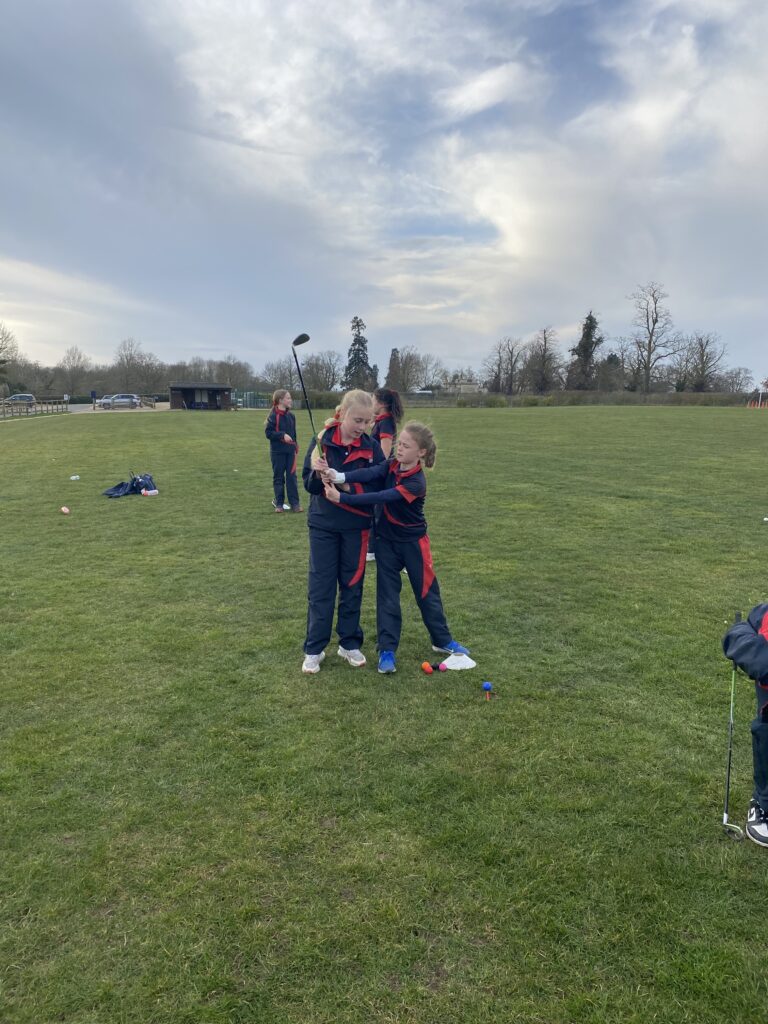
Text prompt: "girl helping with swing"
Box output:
[[319, 420, 470, 674]]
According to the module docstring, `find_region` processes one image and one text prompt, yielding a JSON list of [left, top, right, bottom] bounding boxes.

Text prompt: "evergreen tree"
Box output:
[[342, 316, 376, 390], [384, 348, 402, 390], [566, 311, 603, 390], [595, 352, 624, 392]]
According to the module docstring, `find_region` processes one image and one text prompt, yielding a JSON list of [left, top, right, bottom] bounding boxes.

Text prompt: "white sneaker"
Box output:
[[302, 651, 326, 674], [366, 552, 376, 562], [747, 800, 768, 847], [337, 646, 366, 668]]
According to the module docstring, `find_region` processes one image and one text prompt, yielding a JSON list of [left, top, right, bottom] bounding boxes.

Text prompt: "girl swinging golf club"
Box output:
[[300, 390, 384, 675]]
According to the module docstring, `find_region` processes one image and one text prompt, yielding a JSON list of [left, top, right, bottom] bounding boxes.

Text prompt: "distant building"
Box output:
[[169, 382, 233, 411]]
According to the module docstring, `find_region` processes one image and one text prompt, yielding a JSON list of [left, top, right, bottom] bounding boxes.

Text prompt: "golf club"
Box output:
[[723, 610, 745, 840], [291, 333, 319, 442]]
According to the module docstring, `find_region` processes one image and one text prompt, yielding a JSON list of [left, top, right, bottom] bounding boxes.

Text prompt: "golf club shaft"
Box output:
[[722, 610, 744, 838], [723, 665, 736, 824], [291, 347, 319, 442]]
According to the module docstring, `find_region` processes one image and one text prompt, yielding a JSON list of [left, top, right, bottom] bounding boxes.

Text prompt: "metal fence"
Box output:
[[233, 391, 305, 409]]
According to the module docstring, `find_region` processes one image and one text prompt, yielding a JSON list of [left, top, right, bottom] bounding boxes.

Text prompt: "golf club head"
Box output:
[[723, 821, 745, 841], [292, 333, 310, 347]]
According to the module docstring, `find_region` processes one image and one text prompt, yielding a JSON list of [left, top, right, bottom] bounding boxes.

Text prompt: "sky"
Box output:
[[1, 0, 766, 380]]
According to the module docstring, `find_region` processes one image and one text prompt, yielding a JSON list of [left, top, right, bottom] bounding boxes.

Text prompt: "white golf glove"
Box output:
[[327, 469, 345, 483]]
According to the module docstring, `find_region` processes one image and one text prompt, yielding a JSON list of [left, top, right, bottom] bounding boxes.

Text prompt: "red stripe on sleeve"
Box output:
[[760, 612, 768, 642], [395, 484, 418, 503]]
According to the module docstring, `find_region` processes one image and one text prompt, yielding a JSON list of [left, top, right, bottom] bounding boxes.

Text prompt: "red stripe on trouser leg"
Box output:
[[418, 535, 435, 599], [347, 530, 370, 587], [291, 446, 297, 475]]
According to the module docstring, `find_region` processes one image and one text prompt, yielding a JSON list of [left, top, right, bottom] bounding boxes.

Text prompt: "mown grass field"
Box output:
[[2, 405, 768, 1023]]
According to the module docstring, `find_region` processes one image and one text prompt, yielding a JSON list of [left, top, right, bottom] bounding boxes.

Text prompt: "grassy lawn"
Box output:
[[2, 405, 768, 1023]]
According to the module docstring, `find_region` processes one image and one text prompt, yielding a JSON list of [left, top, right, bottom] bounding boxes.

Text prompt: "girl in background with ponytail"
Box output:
[[264, 390, 301, 513], [367, 387, 404, 562]]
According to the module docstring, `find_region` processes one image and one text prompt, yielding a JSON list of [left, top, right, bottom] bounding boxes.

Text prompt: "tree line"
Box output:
[[482, 284, 755, 396], [0, 282, 760, 399]]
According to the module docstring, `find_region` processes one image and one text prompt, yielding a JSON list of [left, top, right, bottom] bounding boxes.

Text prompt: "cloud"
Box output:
[[0, 257, 165, 363], [436, 61, 547, 119], [0, 0, 766, 378]]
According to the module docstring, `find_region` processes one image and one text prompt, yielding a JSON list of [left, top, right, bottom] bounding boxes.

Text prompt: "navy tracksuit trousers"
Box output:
[[305, 527, 369, 655], [375, 533, 452, 652], [271, 451, 299, 508]]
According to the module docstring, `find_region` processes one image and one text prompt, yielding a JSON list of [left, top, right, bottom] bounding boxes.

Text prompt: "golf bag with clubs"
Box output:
[[103, 472, 157, 498]]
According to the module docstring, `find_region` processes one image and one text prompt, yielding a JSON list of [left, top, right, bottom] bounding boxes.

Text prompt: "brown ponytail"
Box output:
[[401, 420, 437, 468]]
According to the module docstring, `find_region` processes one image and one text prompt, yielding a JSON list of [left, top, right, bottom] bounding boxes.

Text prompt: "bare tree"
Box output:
[[11, 357, 55, 396], [660, 332, 727, 392], [663, 346, 693, 393], [397, 345, 425, 392], [58, 345, 92, 395], [686, 332, 726, 392], [520, 327, 563, 394], [714, 367, 754, 393], [417, 353, 446, 390], [216, 354, 254, 389], [262, 357, 298, 390], [629, 282, 685, 393], [0, 322, 19, 388], [113, 338, 164, 393], [300, 350, 343, 391], [114, 338, 145, 390], [482, 336, 526, 394], [186, 356, 212, 380]]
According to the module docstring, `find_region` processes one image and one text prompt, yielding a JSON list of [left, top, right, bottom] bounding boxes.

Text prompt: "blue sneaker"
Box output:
[[378, 651, 397, 674], [432, 640, 470, 656]]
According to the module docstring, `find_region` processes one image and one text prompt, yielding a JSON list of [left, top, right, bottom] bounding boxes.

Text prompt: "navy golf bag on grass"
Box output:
[[103, 473, 157, 498]]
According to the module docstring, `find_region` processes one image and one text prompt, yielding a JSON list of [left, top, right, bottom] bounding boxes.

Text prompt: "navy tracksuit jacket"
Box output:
[[336, 458, 453, 652], [301, 426, 384, 654], [372, 412, 396, 447], [723, 604, 768, 811], [265, 406, 299, 508]]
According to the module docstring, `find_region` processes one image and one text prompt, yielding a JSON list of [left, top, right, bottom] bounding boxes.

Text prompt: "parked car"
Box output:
[[102, 393, 141, 409], [5, 393, 37, 406], [99, 395, 115, 408]]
